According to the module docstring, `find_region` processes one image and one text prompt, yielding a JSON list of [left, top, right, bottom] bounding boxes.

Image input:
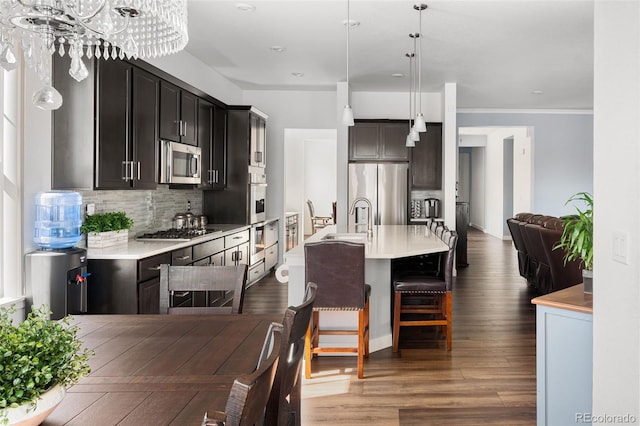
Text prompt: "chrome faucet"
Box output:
[[349, 197, 373, 239]]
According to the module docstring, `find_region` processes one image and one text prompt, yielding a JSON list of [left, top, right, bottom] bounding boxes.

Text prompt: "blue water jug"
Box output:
[[34, 191, 83, 249]]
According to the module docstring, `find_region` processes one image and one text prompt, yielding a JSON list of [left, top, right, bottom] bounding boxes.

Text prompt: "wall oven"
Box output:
[[249, 171, 266, 224], [159, 140, 202, 184]]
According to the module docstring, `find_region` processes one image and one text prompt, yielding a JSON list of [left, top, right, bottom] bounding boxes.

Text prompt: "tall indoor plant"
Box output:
[[0, 305, 92, 425], [555, 192, 593, 293]]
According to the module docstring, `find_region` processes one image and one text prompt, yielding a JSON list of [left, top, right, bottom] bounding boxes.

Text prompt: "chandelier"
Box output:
[[0, 0, 189, 110]]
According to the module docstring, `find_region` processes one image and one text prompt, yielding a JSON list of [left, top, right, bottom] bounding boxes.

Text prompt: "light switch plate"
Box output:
[[612, 231, 628, 265], [86, 203, 95, 216]]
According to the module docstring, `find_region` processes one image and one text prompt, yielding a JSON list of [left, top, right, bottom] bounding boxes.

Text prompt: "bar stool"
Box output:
[[392, 230, 458, 352], [304, 240, 371, 379]]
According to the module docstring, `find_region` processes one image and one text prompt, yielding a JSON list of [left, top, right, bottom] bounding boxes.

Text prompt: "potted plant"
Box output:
[[0, 305, 92, 425], [555, 192, 593, 293], [81, 211, 133, 248]]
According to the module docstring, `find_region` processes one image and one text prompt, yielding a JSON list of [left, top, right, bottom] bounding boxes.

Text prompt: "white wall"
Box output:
[[352, 91, 442, 122], [147, 51, 243, 105], [470, 147, 485, 229], [484, 131, 504, 238], [592, 1, 640, 419], [283, 129, 337, 238], [305, 139, 337, 231], [457, 112, 593, 216], [512, 128, 533, 215]]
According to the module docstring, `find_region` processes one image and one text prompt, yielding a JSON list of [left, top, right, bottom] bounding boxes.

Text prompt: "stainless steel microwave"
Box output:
[[159, 140, 202, 184]]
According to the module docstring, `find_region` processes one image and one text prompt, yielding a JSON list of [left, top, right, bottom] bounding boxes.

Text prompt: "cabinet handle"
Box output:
[[177, 120, 182, 136], [121, 161, 129, 181], [231, 251, 236, 262], [173, 291, 190, 297], [147, 265, 162, 271], [214, 169, 219, 184], [175, 255, 191, 261], [136, 161, 141, 180], [237, 250, 242, 260], [130, 161, 136, 182]]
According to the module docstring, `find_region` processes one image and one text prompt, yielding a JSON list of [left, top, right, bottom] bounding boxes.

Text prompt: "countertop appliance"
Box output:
[[25, 248, 89, 320], [425, 198, 441, 218], [136, 228, 217, 242], [348, 163, 408, 228], [159, 140, 202, 184]]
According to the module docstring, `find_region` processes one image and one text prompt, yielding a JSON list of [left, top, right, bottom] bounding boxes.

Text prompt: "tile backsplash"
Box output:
[[79, 186, 203, 236]]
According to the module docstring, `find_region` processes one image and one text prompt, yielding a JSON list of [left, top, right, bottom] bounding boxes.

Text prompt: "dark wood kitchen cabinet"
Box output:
[[96, 63, 159, 189], [349, 120, 409, 162], [53, 56, 159, 190], [198, 99, 227, 190], [159, 81, 198, 146], [410, 123, 443, 190]]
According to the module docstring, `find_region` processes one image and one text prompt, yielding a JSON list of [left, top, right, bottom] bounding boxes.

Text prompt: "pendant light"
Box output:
[[342, 0, 355, 126], [405, 52, 415, 148], [409, 34, 420, 143], [413, 4, 428, 132]]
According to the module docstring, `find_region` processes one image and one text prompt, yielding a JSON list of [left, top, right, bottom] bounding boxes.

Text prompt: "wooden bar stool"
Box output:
[[304, 240, 370, 379]]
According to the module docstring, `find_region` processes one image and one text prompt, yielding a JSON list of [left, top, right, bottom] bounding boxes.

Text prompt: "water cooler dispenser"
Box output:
[[25, 248, 89, 320], [25, 191, 89, 320]]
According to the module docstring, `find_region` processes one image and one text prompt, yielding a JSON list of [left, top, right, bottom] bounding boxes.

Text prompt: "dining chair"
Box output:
[[304, 240, 370, 379], [392, 230, 458, 352], [202, 322, 283, 426], [264, 282, 317, 426], [306, 200, 332, 234], [159, 264, 248, 314]]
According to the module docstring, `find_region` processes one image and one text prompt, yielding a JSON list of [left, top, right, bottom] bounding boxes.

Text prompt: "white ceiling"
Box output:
[[185, 0, 594, 110]]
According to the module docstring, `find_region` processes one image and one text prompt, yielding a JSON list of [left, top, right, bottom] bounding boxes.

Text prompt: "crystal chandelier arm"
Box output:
[[60, 0, 110, 23]]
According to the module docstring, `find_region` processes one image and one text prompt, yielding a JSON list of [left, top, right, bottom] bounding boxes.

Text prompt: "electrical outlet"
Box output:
[[86, 203, 95, 215], [612, 231, 628, 265]]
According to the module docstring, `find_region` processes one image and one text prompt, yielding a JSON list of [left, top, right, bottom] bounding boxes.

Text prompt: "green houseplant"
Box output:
[[0, 305, 92, 425], [81, 211, 133, 248], [554, 192, 593, 292]]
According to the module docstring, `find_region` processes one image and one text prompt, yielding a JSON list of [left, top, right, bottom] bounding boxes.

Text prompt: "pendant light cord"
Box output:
[[418, 9, 422, 115], [346, 0, 350, 102]]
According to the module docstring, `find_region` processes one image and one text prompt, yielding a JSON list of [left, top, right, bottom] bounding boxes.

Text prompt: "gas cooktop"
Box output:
[[136, 228, 216, 242]]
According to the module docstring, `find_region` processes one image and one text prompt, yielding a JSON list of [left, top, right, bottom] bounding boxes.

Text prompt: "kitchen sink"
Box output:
[[321, 233, 367, 242]]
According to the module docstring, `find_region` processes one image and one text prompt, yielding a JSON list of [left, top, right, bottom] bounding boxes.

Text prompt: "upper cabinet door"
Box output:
[[131, 67, 159, 189], [159, 81, 181, 143], [249, 113, 266, 167], [379, 122, 409, 161], [212, 105, 227, 189], [95, 59, 132, 189], [349, 122, 380, 161], [349, 121, 409, 161], [180, 91, 198, 146], [159, 81, 198, 146], [410, 123, 442, 190]]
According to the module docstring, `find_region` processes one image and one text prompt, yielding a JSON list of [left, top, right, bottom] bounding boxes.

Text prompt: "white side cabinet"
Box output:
[[533, 285, 593, 426]]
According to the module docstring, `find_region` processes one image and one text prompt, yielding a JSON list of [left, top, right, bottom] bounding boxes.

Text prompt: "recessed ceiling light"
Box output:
[[392, 73, 404, 78], [235, 3, 256, 12], [342, 19, 360, 28], [532, 90, 543, 95], [292, 72, 305, 77], [270, 46, 286, 53]]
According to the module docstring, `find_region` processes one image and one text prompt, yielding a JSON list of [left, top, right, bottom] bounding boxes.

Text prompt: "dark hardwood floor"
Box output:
[[244, 229, 538, 425]]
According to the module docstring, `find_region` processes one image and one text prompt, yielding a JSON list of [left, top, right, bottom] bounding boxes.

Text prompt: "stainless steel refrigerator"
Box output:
[[348, 163, 408, 228]]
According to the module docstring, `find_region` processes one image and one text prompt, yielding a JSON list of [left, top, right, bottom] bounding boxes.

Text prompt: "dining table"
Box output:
[[43, 314, 280, 426]]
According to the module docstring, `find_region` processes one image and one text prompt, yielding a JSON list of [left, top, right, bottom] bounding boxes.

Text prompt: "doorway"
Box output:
[[458, 127, 532, 239], [283, 129, 337, 241]]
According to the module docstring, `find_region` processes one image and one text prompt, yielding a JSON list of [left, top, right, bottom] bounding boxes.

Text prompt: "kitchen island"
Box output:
[[284, 224, 449, 351]]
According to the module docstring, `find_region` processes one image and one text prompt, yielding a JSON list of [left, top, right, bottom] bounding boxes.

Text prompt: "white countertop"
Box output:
[[86, 224, 251, 260], [285, 224, 448, 263]]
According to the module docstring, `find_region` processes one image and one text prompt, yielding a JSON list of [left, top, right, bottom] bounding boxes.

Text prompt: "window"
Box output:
[[1, 66, 23, 302]]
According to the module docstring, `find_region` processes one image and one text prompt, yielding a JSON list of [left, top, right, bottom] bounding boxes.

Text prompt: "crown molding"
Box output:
[[457, 108, 593, 115]]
